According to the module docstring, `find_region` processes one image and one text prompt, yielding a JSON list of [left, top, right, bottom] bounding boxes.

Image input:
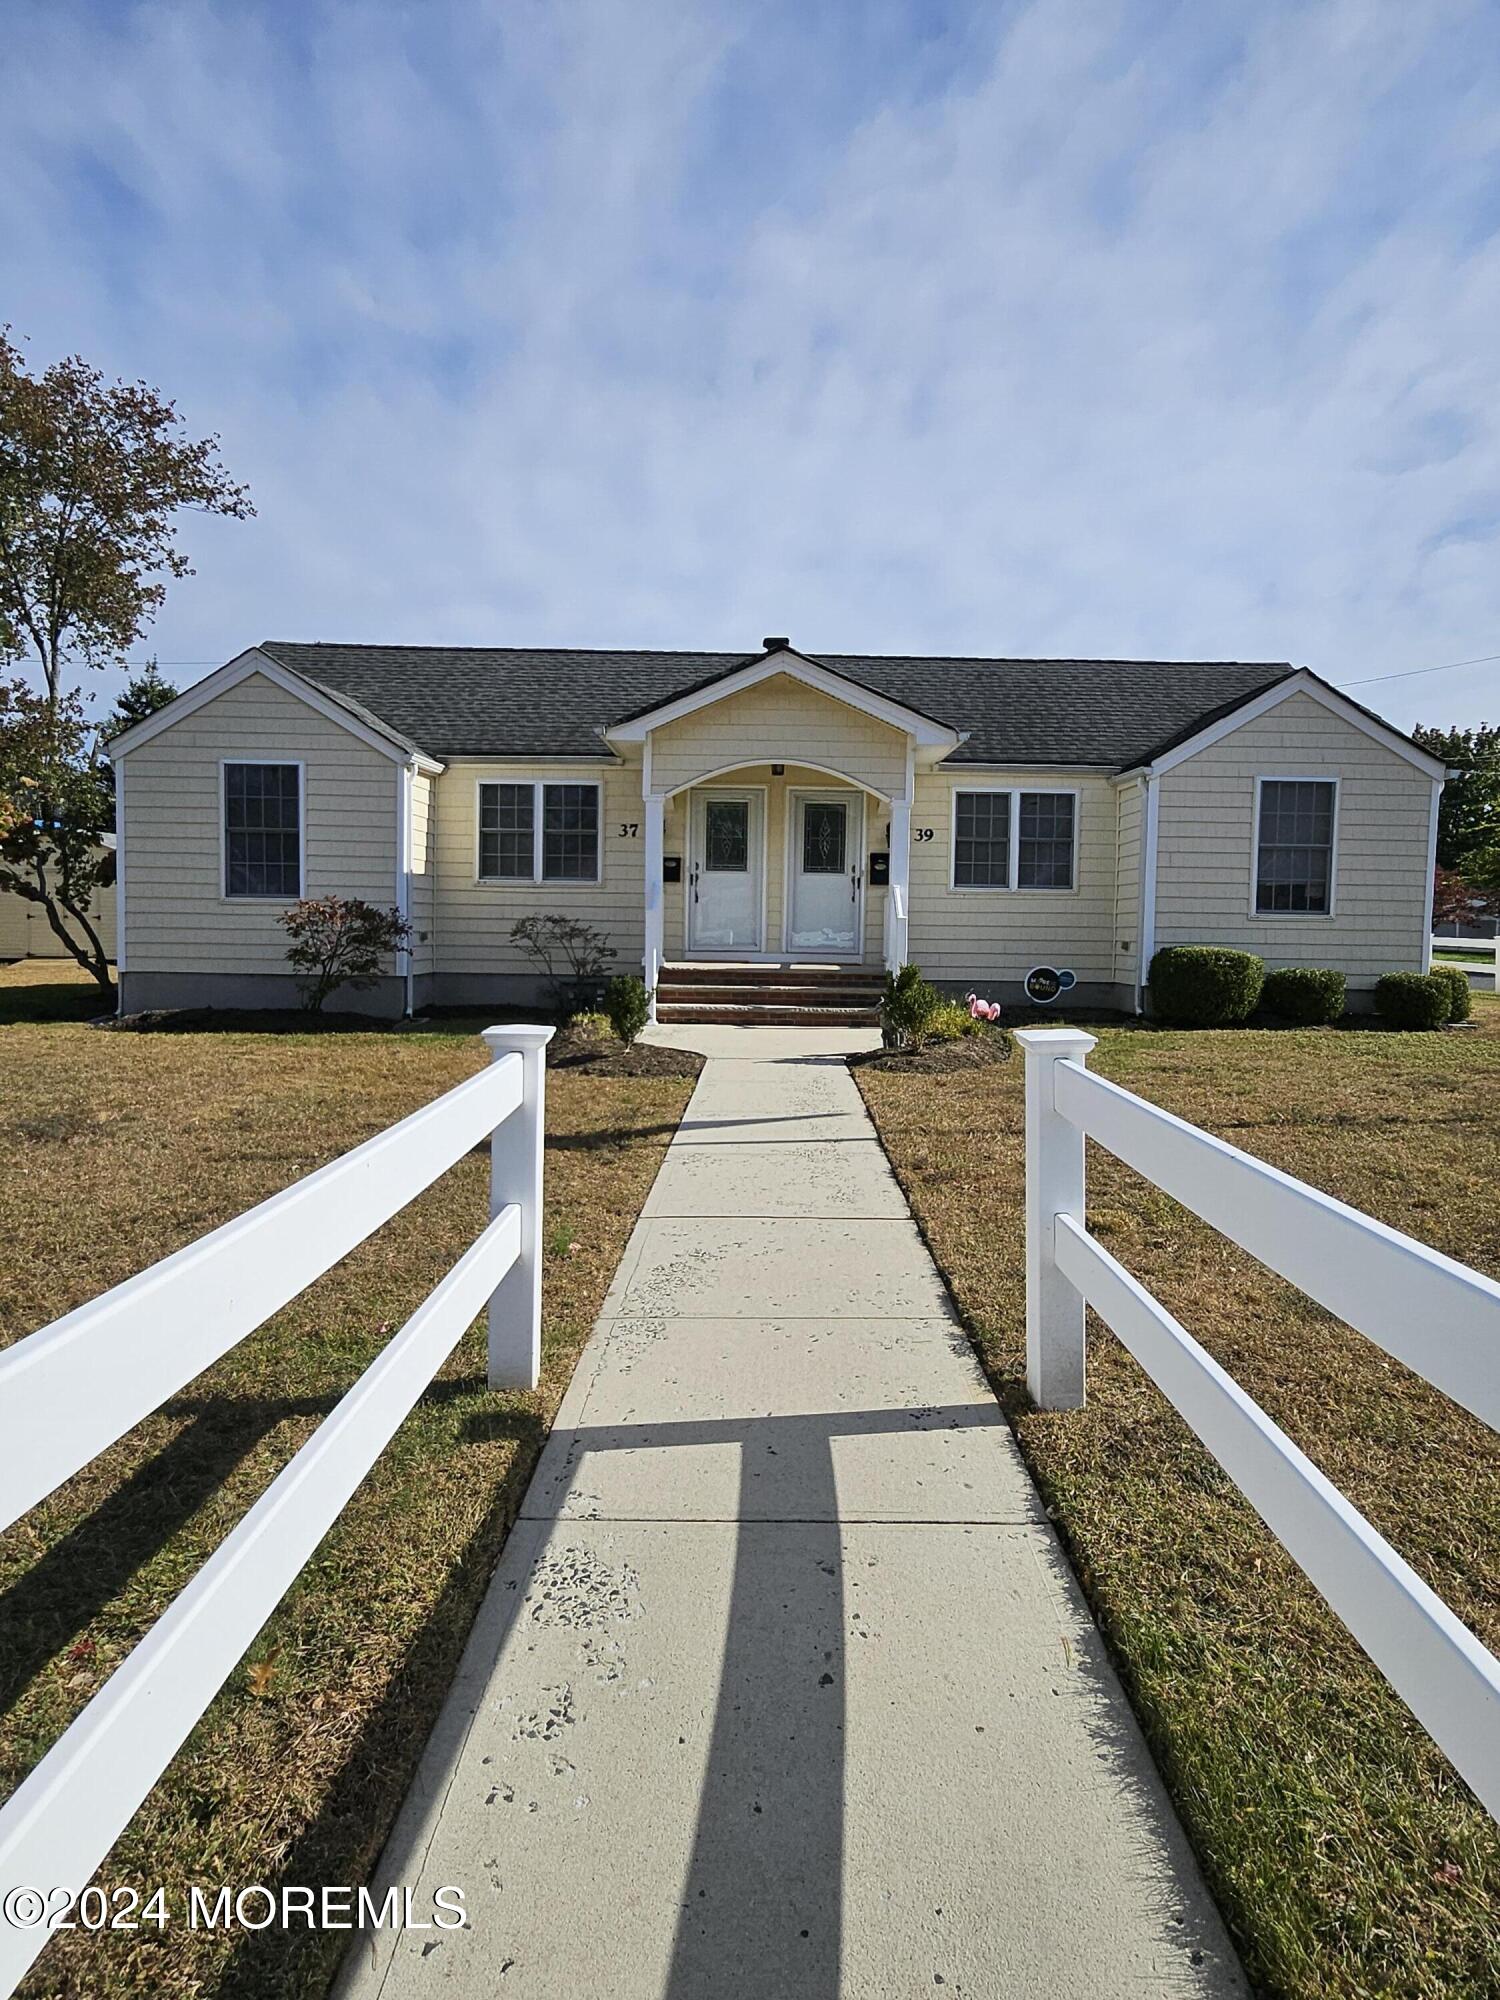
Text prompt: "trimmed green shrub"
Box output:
[[1147, 946, 1264, 1026], [1428, 962, 1473, 1024], [1261, 966, 1346, 1026], [881, 962, 940, 1049], [1374, 972, 1450, 1030], [602, 974, 650, 1045]]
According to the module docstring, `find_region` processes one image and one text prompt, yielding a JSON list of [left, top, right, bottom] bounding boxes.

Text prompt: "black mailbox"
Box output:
[[868, 851, 890, 886], [663, 854, 683, 884]]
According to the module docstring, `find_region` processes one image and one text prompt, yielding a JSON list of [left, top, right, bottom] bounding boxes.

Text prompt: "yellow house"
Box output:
[[106, 638, 1445, 1020]]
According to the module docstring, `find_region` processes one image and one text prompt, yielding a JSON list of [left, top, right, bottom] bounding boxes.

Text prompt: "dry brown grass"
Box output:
[[0, 962, 692, 1999], [857, 995, 1500, 2000]]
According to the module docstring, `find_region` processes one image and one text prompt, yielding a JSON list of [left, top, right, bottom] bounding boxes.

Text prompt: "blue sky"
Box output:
[[4, 0, 1499, 730]]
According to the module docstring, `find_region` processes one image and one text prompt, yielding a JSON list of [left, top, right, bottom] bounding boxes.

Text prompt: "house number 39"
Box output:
[[914, 827, 935, 840]]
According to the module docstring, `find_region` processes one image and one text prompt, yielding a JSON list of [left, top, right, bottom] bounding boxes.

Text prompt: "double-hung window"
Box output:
[[478, 783, 535, 880], [953, 790, 1010, 887], [1255, 779, 1335, 913], [952, 789, 1076, 891], [224, 762, 302, 898], [478, 780, 600, 883]]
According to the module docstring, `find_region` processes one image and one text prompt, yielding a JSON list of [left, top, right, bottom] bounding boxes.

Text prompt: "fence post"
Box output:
[[481, 1024, 554, 1389], [1014, 1027, 1097, 1410]]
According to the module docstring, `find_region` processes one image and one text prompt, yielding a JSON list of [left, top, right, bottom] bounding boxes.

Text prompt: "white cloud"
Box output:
[[1, 0, 1497, 728]]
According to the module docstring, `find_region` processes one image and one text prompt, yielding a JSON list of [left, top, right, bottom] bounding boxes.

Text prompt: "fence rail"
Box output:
[[1015, 1027, 1500, 1823], [0, 1024, 551, 1997], [1430, 934, 1500, 991]]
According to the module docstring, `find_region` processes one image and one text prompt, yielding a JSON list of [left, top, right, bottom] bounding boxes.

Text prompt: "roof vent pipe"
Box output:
[[762, 635, 790, 651]]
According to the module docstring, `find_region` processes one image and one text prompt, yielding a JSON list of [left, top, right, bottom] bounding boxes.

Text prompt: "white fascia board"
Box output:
[[1123, 671, 1447, 782], [108, 647, 434, 770], [604, 648, 960, 750], [940, 760, 1111, 775], [441, 754, 620, 768]]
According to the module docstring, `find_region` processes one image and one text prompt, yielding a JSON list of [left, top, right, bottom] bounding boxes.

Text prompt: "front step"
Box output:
[[655, 1001, 881, 1027], [661, 982, 882, 1008], [659, 962, 881, 989], [655, 961, 883, 1028]]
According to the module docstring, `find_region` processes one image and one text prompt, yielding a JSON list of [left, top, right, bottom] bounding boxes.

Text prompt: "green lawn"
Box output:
[[857, 997, 1500, 2000], [0, 962, 694, 2000]]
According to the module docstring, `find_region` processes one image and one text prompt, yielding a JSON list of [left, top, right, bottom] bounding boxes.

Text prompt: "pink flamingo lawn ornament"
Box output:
[[966, 991, 1002, 1022]]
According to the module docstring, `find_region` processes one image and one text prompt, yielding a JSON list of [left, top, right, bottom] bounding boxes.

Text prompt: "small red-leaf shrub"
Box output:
[[278, 896, 411, 1013]]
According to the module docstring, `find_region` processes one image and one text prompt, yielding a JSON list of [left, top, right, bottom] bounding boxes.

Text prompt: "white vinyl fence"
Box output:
[[1016, 1027, 1500, 1825], [1430, 934, 1500, 992], [0, 1024, 552, 1996]]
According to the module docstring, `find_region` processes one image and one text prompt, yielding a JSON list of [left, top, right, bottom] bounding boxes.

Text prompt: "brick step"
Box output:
[[654, 1002, 881, 1027], [661, 982, 884, 1007], [659, 964, 883, 991]]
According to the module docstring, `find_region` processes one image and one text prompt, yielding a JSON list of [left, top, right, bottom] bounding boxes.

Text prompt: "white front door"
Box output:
[[688, 791, 764, 953], [787, 791, 864, 956]]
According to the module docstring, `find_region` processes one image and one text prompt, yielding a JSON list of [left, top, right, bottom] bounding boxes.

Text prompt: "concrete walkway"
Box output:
[[340, 1039, 1244, 2000]]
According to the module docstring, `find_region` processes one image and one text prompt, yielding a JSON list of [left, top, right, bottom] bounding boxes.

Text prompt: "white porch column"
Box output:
[[885, 794, 911, 972], [643, 789, 665, 1019]]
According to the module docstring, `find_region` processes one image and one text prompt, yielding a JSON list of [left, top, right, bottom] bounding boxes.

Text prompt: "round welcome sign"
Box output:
[[1024, 965, 1077, 1005]]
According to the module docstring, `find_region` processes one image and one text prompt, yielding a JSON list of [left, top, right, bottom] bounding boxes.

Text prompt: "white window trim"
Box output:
[[948, 784, 1080, 894], [474, 777, 603, 886], [219, 759, 306, 902], [1250, 774, 1340, 920]]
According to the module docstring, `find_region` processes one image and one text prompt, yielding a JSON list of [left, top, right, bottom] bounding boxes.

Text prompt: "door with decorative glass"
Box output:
[[787, 791, 864, 956], [688, 791, 764, 953]]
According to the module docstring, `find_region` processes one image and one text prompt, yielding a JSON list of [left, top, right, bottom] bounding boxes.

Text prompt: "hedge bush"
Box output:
[[1260, 966, 1346, 1025], [602, 974, 650, 1045], [1147, 946, 1265, 1026], [1374, 972, 1450, 1030], [1428, 962, 1473, 1024]]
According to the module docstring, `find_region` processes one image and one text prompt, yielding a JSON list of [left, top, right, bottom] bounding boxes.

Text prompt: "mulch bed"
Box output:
[[852, 1032, 1012, 1074], [94, 1007, 384, 1034], [547, 1036, 704, 1079]]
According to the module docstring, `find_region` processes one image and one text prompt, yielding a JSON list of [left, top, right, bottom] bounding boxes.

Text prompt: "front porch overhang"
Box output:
[[655, 757, 894, 806], [603, 645, 962, 755]]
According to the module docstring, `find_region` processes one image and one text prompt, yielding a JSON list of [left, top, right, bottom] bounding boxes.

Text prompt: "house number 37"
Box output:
[[618, 822, 639, 837]]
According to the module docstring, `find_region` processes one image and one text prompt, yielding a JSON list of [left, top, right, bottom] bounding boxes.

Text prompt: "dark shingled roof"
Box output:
[[257, 642, 1297, 769]]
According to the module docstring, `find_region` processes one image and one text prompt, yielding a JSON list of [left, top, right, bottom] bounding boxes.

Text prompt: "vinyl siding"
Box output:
[[410, 769, 436, 975], [1113, 780, 1143, 987], [906, 771, 1118, 985], [661, 766, 881, 961], [122, 672, 398, 974], [649, 675, 908, 799], [434, 763, 646, 978], [1152, 691, 1434, 986]]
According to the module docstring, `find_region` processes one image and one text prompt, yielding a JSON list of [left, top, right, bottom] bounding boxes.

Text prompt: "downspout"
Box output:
[[397, 762, 414, 1019], [1420, 773, 1446, 972], [114, 756, 128, 1024], [1136, 772, 1159, 1016]]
